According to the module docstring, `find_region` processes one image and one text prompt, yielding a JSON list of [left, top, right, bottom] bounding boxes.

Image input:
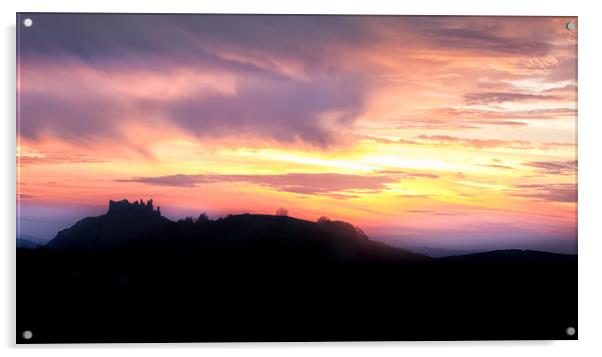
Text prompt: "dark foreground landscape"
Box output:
[[17, 199, 577, 343]]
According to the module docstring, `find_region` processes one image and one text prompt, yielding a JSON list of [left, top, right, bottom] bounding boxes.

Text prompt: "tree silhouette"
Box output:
[[317, 216, 331, 223], [276, 208, 289, 216], [197, 213, 210, 223]]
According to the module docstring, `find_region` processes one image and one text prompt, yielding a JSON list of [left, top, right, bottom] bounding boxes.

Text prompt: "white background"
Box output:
[[1, 0, 601, 356]]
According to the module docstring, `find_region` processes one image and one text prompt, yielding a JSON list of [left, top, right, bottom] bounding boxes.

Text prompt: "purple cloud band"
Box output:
[[117, 171, 438, 199], [18, 15, 575, 148], [509, 183, 577, 203], [523, 160, 577, 176]]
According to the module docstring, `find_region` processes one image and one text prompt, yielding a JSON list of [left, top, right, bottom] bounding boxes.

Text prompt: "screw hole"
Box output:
[[566, 22, 576, 31], [566, 326, 576, 336]]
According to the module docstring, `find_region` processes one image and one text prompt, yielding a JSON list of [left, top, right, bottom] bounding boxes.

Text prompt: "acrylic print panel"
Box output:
[[16, 13, 577, 343]]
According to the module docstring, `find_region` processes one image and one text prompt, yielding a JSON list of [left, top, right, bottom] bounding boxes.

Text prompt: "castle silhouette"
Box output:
[[108, 198, 161, 217]]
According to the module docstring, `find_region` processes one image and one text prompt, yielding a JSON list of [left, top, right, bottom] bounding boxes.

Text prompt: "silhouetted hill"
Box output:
[[44, 199, 427, 263], [16, 235, 45, 249], [121, 213, 428, 263], [439, 249, 576, 263], [46, 199, 171, 250], [406, 246, 482, 257]]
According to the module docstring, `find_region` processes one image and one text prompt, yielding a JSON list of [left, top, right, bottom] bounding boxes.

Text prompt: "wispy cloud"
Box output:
[[372, 107, 576, 132], [464, 92, 561, 105], [18, 149, 108, 165], [117, 171, 437, 199], [509, 183, 577, 203], [479, 164, 515, 170], [17, 193, 36, 200], [523, 160, 577, 175], [423, 25, 551, 56], [415, 135, 531, 149], [405, 209, 465, 216], [165, 75, 368, 147]]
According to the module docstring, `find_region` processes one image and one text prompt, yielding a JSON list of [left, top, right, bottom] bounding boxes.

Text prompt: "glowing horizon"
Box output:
[[17, 15, 577, 253]]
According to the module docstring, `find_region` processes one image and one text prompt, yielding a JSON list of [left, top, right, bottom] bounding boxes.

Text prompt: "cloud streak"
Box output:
[[375, 107, 576, 131], [17, 147, 108, 165], [523, 160, 577, 175], [415, 135, 531, 149], [509, 183, 577, 203], [117, 171, 437, 199], [464, 92, 561, 105]]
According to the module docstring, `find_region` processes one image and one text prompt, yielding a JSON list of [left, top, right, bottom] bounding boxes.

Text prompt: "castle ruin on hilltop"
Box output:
[[108, 198, 161, 216]]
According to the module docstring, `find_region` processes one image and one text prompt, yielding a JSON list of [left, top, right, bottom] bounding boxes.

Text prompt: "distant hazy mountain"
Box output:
[[407, 246, 482, 257], [16, 235, 45, 249], [438, 248, 577, 263], [46, 199, 171, 250]]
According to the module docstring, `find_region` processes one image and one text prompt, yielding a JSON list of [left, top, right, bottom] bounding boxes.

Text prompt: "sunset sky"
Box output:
[[17, 14, 577, 253]]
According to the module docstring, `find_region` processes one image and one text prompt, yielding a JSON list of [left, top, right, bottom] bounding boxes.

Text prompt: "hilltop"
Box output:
[[45, 199, 427, 263], [46, 199, 171, 250]]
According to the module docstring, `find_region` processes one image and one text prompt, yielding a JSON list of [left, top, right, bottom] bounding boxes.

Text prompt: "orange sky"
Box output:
[[17, 15, 577, 252]]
